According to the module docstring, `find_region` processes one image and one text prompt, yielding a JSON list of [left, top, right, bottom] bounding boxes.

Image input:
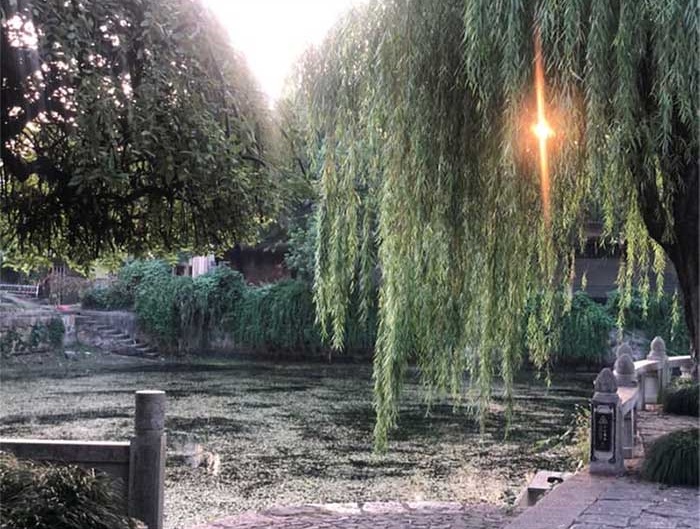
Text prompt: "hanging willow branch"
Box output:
[[299, 0, 698, 450]]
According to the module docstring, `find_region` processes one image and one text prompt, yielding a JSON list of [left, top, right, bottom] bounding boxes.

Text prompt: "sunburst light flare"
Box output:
[[532, 27, 553, 227]]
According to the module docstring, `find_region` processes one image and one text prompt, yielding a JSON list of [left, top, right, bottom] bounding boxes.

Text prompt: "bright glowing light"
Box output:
[[532, 120, 553, 141], [533, 27, 552, 227], [202, 0, 368, 104]]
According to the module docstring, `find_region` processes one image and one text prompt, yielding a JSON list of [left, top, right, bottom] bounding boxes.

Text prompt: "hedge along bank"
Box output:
[[81, 260, 688, 361], [81, 261, 375, 356]]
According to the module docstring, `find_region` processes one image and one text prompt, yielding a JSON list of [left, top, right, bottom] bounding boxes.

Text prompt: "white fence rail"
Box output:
[[0, 283, 40, 297]]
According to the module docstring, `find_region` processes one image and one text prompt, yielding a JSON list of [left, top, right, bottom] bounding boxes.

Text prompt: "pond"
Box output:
[[0, 355, 594, 529]]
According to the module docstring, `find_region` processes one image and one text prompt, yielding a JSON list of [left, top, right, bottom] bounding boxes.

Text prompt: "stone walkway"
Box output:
[[637, 409, 699, 452], [505, 472, 699, 529], [188, 501, 510, 529]]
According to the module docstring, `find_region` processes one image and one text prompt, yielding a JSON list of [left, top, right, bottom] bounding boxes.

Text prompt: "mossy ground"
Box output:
[[0, 352, 591, 529]]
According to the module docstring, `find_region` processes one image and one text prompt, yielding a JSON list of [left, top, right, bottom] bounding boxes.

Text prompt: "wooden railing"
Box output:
[[0, 390, 166, 529], [589, 337, 693, 475]]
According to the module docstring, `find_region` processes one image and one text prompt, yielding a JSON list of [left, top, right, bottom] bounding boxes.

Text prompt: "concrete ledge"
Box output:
[[0, 438, 130, 464], [618, 387, 638, 415], [505, 472, 615, 529], [633, 359, 658, 374], [667, 355, 692, 368]]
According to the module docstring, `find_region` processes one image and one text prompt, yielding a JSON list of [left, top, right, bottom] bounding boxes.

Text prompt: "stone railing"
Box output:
[[589, 337, 693, 475], [0, 390, 166, 529]]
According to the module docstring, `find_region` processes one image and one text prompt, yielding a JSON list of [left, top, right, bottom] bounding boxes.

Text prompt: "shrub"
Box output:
[[81, 284, 133, 310], [134, 264, 246, 353], [641, 428, 699, 486], [0, 452, 138, 529], [230, 280, 321, 351], [663, 380, 699, 417], [229, 279, 376, 353], [607, 289, 690, 355], [557, 292, 614, 366], [525, 291, 614, 367], [81, 260, 170, 310], [47, 317, 65, 348]]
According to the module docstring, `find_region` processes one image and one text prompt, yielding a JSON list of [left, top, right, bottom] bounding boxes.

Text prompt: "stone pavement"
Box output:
[[505, 472, 700, 529], [188, 501, 510, 529], [637, 409, 699, 452]]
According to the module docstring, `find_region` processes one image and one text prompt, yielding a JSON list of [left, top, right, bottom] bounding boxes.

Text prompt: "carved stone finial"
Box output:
[[614, 353, 637, 386], [614, 353, 635, 375], [648, 336, 667, 361], [616, 343, 633, 359], [594, 368, 618, 393]]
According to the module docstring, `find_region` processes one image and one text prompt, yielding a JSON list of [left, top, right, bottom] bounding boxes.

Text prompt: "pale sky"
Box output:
[[202, 0, 367, 103]]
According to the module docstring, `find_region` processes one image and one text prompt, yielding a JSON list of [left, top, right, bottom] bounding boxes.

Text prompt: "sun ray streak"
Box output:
[[532, 28, 552, 227]]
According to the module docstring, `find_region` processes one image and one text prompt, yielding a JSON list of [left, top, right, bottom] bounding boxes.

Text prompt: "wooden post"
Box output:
[[129, 390, 166, 529]]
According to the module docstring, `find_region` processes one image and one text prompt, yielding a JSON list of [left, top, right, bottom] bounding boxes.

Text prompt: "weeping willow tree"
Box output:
[[298, 0, 698, 449]]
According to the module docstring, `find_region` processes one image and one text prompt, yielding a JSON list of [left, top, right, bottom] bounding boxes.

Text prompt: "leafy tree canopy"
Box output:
[[1, 0, 276, 268], [297, 0, 698, 448]]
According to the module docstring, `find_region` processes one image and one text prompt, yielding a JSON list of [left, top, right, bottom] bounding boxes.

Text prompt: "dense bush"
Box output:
[[229, 280, 376, 354], [607, 289, 690, 354], [641, 428, 699, 486], [81, 284, 132, 310], [81, 260, 170, 310], [663, 380, 699, 417], [80, 259, 692, 363], [556, 293, 615, 366], [134, 264, 246, 353], [0, 452, 138, 529], [230, 280, 320, 351], [525, 291, 614, 367], [82, 259, 375, 355]]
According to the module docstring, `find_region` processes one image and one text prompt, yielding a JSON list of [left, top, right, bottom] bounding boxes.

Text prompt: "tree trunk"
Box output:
[[639, 159, 698, 357]]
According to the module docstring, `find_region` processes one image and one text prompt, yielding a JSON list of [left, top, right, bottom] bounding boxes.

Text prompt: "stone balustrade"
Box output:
[[0, 390, 166, 529], [589, 337, 694, 476]]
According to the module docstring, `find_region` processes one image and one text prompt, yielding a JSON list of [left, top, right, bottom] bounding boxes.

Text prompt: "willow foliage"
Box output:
[[300, 0, 698, 449]]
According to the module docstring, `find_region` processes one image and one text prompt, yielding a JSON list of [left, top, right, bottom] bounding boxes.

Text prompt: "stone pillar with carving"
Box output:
[[590, 368, 624, 475], [647, 336, 669, 404], [613, 353, 637, 458]]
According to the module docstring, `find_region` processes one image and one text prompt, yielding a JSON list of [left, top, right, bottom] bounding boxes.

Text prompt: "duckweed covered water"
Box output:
[[0, 354, 592, 529]]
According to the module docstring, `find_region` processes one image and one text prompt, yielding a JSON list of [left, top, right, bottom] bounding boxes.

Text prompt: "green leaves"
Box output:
[[1, 0, 275, 265], [0, 453, 136, 529]]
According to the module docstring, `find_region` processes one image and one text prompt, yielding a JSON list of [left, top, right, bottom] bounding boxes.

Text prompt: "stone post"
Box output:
[[129, 390, 166, 529], [613, 353, 637, 458], [590, 368, 624, 475], [680, 361, 694, 380], [646, 336, 668, 404]]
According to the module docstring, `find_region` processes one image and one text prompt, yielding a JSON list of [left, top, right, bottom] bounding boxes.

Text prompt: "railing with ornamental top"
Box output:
[[589, 337, 693, 475]]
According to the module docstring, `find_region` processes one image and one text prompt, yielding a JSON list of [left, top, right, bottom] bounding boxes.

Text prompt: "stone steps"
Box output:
[[72, 312, 159, 360]]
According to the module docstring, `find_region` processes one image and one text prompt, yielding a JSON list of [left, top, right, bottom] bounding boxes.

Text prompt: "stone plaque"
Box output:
[[593, 409, 613, 452]]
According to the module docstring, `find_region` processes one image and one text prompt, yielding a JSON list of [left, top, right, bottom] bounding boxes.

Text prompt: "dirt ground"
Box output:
[[0, 350, 592, 529]]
